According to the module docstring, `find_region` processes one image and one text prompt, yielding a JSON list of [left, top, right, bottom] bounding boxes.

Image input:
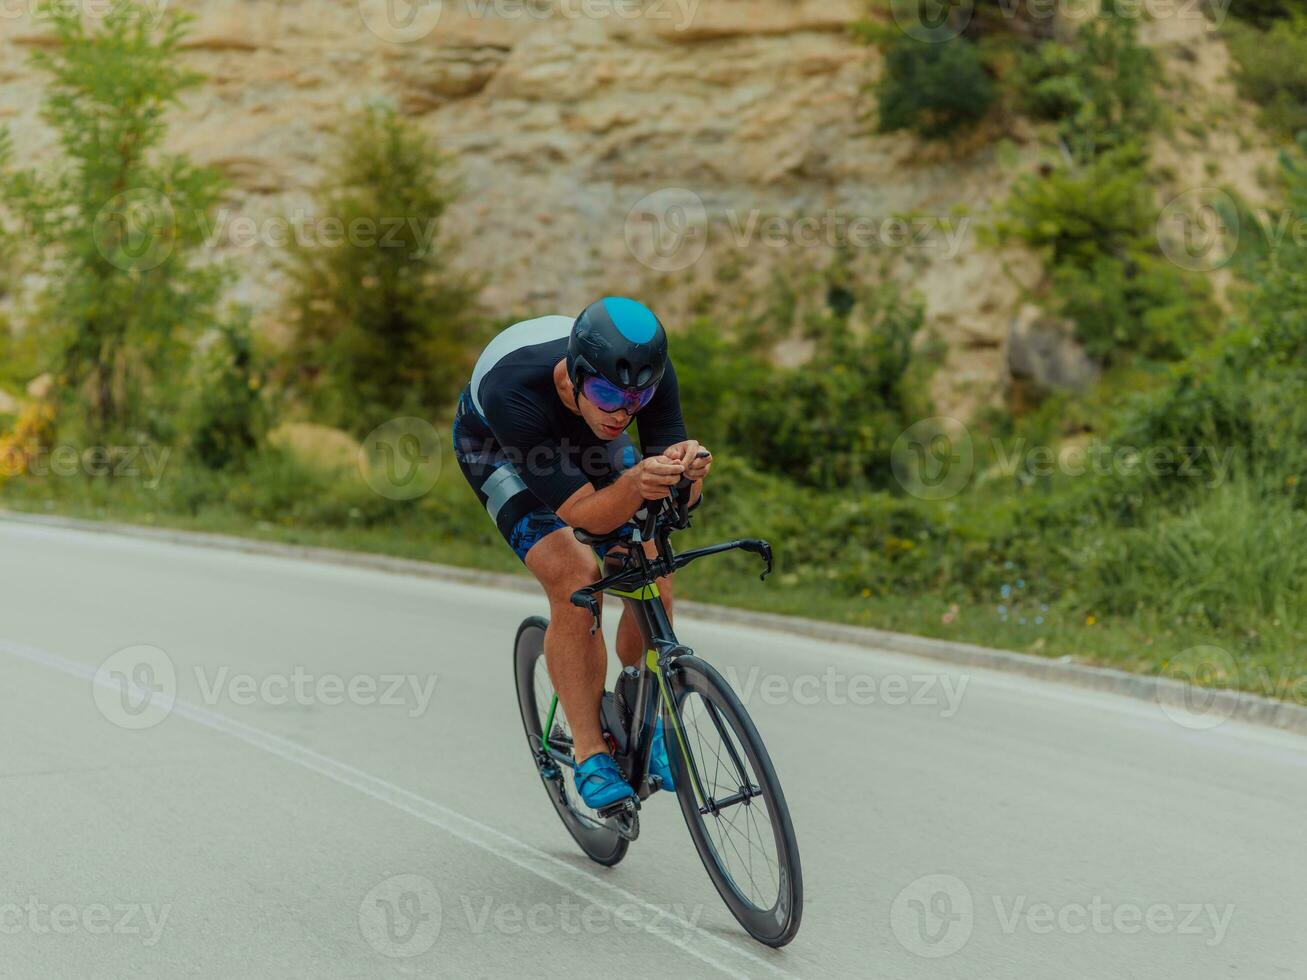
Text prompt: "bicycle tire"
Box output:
[[664, 655, 803, 946], [513, 616, 628, 867]]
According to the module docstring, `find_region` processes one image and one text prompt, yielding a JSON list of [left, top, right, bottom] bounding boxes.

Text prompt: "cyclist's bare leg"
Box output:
[[524, 527, 611, 765]]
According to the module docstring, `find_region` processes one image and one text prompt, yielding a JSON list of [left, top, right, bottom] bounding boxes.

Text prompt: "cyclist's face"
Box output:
[[575, 387, 633, 441]]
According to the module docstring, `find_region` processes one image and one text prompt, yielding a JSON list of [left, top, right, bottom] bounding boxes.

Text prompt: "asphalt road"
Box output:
[[1, 518, 1305, 979]]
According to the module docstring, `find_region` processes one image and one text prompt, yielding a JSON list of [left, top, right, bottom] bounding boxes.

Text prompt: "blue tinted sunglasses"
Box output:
[[580, 375, 656, 414]]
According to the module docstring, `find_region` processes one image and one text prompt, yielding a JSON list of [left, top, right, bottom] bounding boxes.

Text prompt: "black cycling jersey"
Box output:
[[466, 315, 688, 512]]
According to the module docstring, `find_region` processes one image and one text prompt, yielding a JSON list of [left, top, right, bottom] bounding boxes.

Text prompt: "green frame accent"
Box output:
[[646, 648, 705, 807], [607, 582, 660, 600], [542, 694, 559, 752]]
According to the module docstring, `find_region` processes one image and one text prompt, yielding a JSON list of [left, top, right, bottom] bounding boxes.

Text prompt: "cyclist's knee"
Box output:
[[525, 536, 601, 612]]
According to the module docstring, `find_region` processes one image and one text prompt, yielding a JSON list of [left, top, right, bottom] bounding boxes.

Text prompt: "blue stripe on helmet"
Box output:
[[602, 296, 658, 344]]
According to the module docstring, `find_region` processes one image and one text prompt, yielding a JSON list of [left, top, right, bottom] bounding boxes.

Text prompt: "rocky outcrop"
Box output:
[[0, 0, 1279, 421], [1007, 304, 1099, 394]]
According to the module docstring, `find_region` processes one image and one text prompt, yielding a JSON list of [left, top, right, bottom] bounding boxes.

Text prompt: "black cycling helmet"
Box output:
[[567, 297, 668, 392]]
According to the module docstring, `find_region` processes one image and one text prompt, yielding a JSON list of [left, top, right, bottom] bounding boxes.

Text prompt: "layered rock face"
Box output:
[[0, 0, 1274, 419]]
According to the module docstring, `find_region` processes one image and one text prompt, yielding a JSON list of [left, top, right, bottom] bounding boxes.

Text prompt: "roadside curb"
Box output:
[[4, 508, 1305, 737]]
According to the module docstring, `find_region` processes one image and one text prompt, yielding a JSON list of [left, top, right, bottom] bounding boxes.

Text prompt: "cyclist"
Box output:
[[454, 298, 712, 810]]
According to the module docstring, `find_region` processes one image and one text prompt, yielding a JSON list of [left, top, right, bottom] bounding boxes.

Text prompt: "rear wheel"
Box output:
[[664, 655, 803, 946], [513, 616, 628, 866]]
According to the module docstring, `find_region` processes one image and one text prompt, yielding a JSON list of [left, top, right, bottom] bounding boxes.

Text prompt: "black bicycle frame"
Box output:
[[537, 488, 773, 806]]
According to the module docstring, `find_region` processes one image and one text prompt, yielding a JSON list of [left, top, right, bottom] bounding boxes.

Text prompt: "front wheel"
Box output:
[[513, 616, 629, 866], [664, 655, 803, 947]]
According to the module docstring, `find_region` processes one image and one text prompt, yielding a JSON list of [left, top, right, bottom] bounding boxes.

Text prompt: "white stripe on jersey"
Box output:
[[470, 315, 572, 415]]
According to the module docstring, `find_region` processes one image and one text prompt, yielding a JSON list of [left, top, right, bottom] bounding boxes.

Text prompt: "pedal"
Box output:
[[596, 797, 640, 841], [595, 796, 640, 820]]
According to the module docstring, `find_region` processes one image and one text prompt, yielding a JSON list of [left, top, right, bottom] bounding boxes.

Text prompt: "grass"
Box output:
[[2, 456, 1303, 705]]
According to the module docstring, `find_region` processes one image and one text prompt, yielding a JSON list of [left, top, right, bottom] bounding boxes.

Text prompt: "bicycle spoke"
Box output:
[[678, 689, 783, 911]]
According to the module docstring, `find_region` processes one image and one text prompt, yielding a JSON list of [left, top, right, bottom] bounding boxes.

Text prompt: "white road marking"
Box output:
[[0, 636, 795, 979]]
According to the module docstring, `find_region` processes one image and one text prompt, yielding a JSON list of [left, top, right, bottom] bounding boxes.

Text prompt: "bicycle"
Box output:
[[512, 477, 804, 947]]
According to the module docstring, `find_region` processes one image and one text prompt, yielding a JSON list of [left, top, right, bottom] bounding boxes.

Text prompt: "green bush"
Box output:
[[1230, 0, 1307, 29], [996, 147, 1218, 362], [0, 3, 227, 444], [674, 270, 933, 491], [182, 320, 268, 471], [872, 33, 996, 139], [1226, 15, 1307, 139], [279, 105, 483, 435], [1080, 476, 1307, 633]]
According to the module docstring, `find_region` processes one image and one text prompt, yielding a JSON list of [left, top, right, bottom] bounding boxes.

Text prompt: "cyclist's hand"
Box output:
[[629, 455, 684, 500], [667, 440, 712, 482]]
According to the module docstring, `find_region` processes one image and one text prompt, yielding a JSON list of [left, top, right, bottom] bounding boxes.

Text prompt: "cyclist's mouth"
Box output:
[[600, 419, 626, 437]]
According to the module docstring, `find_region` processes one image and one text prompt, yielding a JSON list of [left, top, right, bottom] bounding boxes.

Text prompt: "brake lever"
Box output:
[[570, 588, 601, 634], [737, 539, 773, 581]]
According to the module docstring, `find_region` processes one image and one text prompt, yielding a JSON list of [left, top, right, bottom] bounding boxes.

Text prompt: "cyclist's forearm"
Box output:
[[557, 471, 645, 534]]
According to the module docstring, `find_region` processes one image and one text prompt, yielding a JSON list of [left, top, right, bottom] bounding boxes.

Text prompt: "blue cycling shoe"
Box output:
[[574, 753, 636, 810], [649, 716, 675, 793]]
